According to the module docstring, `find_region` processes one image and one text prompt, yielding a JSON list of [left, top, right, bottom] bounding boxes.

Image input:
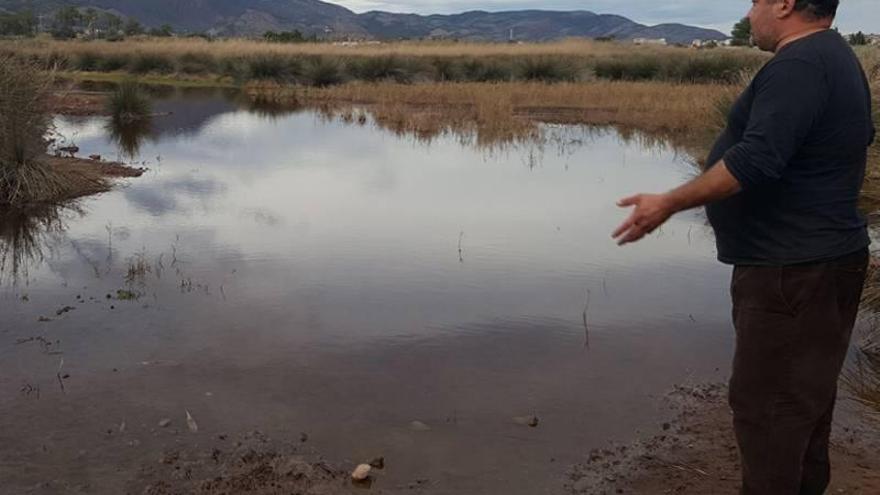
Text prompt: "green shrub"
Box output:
[[129, 53, 174, 74], [460, 58, 515, 82], [519, 56, 580, 82], [351, 55, 413, 83], [96, 54, 128, 72], [176, 52, 217, 75], [430, 57, 462, 82], [303, 57, 344, 87], [247, 54, 302, 82], [75, 51, 101, 72], [594, 58, 662, 81], [106, 79, 151, 122]]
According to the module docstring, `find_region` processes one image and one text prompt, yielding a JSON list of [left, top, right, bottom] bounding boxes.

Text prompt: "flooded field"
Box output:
[[0, 88, 737, 494]]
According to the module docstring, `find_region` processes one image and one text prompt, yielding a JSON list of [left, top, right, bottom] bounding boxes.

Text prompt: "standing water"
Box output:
[[0, 88, 734, 494]]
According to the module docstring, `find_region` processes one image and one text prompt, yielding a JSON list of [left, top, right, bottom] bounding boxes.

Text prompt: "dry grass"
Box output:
[[0, 55, 75, 206], [0, 38, 768, 85], [247, 80, 729, 152], [842, 348, 880, 418], [1, 37, 737, 59]]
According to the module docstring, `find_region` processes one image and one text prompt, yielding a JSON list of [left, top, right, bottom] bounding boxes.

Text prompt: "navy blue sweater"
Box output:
[[705, 30, 874, 265]]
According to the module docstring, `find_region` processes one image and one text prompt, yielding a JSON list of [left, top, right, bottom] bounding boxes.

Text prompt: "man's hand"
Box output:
[[612, 193, 676, 246]]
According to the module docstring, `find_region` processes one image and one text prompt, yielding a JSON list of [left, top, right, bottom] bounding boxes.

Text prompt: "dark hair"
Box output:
[[794, 0, 839, 19]]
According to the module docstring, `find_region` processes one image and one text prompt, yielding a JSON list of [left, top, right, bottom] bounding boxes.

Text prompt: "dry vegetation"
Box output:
[[0, 55, 104, 205], [247, 80, 730, 153], [1, 38, 768, 85], [0, 55, 145, 207]]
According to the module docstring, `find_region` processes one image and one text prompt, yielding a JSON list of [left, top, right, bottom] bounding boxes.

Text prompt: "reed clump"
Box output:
[[0, 56, 78, 206], [106, 79, 152, 123]]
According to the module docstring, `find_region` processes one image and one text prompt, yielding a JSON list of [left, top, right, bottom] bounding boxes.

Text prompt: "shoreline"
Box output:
[[569, 383, 880, 494]]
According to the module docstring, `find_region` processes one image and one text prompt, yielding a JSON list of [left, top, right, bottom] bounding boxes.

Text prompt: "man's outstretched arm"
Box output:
[[612, 160, 742, 246]]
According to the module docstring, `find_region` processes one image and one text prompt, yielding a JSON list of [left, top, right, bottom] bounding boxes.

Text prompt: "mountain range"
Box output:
[[0, 0, 728, 43]]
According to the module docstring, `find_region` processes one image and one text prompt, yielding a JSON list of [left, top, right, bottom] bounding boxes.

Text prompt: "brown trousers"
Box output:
[[729, 248, 868, 495]]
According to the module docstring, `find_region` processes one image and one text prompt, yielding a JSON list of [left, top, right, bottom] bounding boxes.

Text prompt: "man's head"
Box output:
[[749, 0, 838, 52]]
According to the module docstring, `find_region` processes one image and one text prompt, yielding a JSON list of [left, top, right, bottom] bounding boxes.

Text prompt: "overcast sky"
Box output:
[[333, 1, 879, 34]]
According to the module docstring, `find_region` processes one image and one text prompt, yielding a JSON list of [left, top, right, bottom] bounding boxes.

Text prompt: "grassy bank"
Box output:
[[2, 38, 769, 85]]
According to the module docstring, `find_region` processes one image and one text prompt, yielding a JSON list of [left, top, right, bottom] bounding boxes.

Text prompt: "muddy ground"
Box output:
[[50, 90, 108, 117], [568, 383, 880, 495], [67, 383, 875, 494]]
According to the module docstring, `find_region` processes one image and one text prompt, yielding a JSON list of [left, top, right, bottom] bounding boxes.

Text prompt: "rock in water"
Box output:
[[351, 464, 372, 481]]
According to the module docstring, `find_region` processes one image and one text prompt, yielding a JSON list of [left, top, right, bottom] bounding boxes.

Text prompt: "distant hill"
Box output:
[[0, 0, 728, 42]]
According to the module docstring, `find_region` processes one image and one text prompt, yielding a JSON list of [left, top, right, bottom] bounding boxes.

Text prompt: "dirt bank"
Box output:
[[568, 383, 880, 494], [50, 91, 109, 117]]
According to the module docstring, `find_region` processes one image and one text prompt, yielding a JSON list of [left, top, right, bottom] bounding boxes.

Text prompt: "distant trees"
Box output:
[[264, 30, 317, 43], [103, 12, 124, 34], [848, 31, 868, 45], [149, 24, 174, 37], [124, 18, 144, 36], [0, 10, 37, 36], [731, 17, 751, 46], [0, 6, 173, 40], [51, 6, 83, 38]]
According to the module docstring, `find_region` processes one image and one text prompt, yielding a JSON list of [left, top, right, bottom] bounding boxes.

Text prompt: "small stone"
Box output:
[[513, 415, 539, 427], [351, 464, 372, 481], [299, 432, 308, 443], [572, 477, 591, 492], [662, 422, 671, 431], [409, 421, 431, 431], [158, 419, 172, 428]]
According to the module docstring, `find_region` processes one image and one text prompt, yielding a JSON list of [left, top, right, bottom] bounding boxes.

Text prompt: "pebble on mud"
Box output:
[[158, 419, 172, 428], [409, 421, 431, 431], [351, 464, 372, 481], [513, 415, 540, 427]]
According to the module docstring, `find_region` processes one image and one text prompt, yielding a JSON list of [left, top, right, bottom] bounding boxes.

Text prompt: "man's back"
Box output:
[[705, 30, 874, 265]]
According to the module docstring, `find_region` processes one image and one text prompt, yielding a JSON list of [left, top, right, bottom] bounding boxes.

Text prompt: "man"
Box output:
[[611, 0, 875, 493]]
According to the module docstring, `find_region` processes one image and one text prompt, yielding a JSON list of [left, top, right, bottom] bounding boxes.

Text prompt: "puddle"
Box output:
[[0, 88, 735, 494]]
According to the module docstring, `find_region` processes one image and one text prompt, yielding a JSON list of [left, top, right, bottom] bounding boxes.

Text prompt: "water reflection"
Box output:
[[0, 205, 72, 285], [107, 116, 153, 160]]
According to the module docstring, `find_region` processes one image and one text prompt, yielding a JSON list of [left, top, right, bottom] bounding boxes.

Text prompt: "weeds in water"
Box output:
[[125, 250, 152, 287], [106, 80, 152, 123]]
